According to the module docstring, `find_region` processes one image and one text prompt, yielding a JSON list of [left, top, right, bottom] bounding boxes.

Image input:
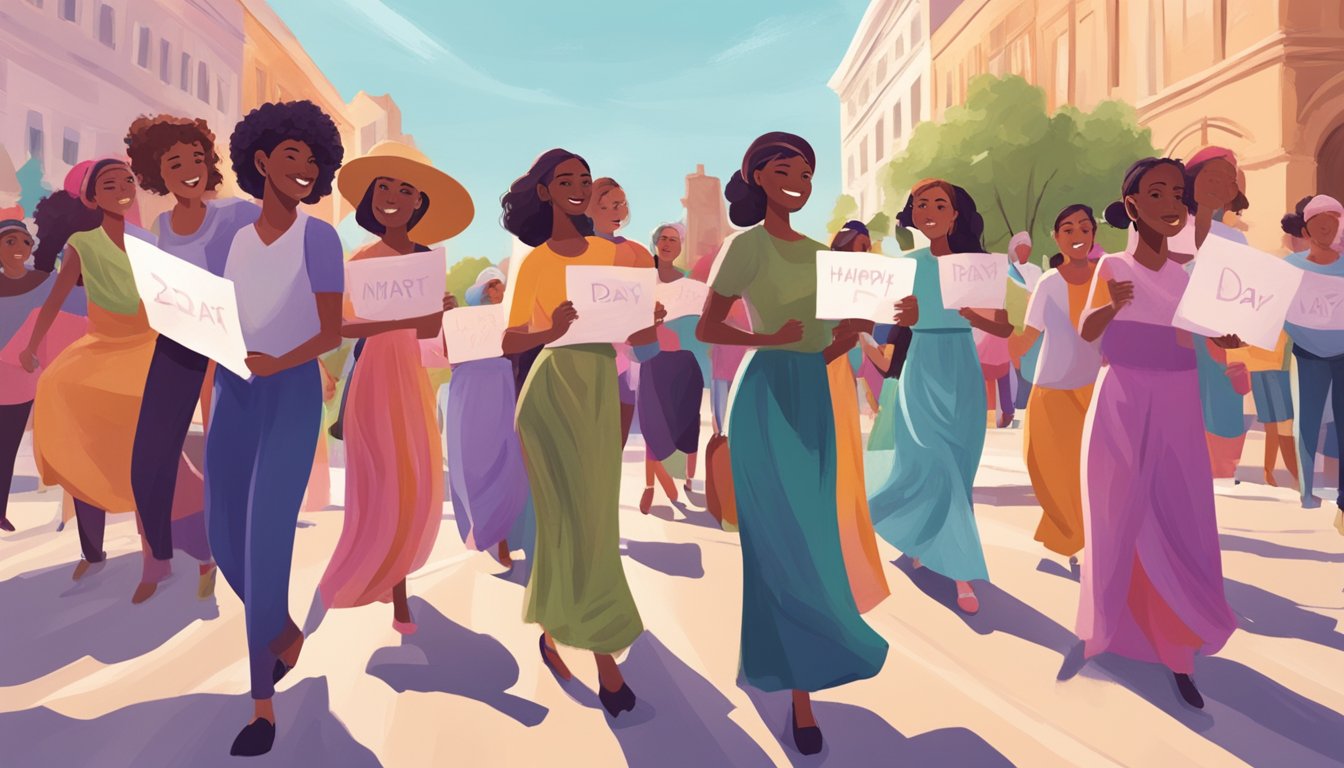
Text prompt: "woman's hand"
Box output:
[[1211, 334, 1244, 350], [765, 319, 805, 346], [653, 301, 667, 326], [550, 301, 578, 338], [415, 313, 443, 337], [1224, 361, 1251, 395], [1108, 279, 1135, 311], [443, 293, 458, 312], [18, 348, 39, 373], [245, 352, 284, 378], [894, 295, 919, 327]]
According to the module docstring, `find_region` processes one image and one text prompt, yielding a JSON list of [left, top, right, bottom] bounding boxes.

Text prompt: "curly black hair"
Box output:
[[1104, 157, 1189, 229], [1281, 195, 1313, 237], [125, 114, 225, 195], [500, 148, 594, 247], [229, 100, 343, 204], [724, 132, 816, 228], [896, 180, 985, 253]]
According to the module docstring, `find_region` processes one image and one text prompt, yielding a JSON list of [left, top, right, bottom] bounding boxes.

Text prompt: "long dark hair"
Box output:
[[355, 177, 431, 242], [1054, 203, 1096, 232], [500, 149, 595, 247], [895, 180, 985, 253], [829, 219, 869, 252], [724, 132, 817, 228], [1103, 157, 1189, 229], [31, 159, 125, 273], [1280, 196, 1313, 237]]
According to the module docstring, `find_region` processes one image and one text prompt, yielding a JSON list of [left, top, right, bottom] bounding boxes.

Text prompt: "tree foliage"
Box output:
[[878, 75, 1157, 259], [827, 194, 858, 235], [445, 256, 494, 304], [16, 155, 50, 218]]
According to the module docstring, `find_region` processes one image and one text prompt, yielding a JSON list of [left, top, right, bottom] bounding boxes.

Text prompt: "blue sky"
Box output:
[[269, 0, 869, 260]]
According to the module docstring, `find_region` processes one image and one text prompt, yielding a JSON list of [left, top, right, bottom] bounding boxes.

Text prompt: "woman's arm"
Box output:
[[959, 308, 1014, 338], [822, 321, 860, 364], [342, 293, 456, 340], [1080, 278, 1133, 343], [1008, 326, 1042, 363], [861, 336, 895, 374], [19, 246, 81, 372], [246, 292, 344, 376], [501, 301, 576, 355], [696, 291, 796, 347], [625, 302, 668, 347]]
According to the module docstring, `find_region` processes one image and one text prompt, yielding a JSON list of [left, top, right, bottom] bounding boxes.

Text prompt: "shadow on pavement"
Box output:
[[1218, 533, 1344, 564], [971, 484, 1038, 508], [620, 540, 704, 579], [1222, 578, 1344, 653]]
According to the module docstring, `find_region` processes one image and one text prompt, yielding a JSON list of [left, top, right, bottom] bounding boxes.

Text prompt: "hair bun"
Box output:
[[1103, 200, 1132, 229], [1280, 212, 1306, 237]]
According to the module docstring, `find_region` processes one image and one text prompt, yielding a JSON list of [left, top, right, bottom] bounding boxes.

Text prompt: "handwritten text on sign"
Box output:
[[655, 278, 710, 320], [815, 250, 917, 323], [1173, 235, 1303, 350], [346, 247, 446, 321], [1286, 271, 1344, 331], [125, 235, 251, 378], [937, 252, 1009, 309], [554, 266, 657, 347], [442, 304, 507, 364]]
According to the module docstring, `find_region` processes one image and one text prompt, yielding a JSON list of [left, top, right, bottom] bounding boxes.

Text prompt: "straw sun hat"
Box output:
[[337, 141, 474, 244]]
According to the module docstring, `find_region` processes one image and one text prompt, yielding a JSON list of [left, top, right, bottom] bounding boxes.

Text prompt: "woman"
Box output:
[[19, 158, 209, 594], [1009, 205, 1102, 562], [1186, 147, 1252, 479], [1281, 194, 1344, 515], [698, 133, 888, 756], [1008, 231, 1043, 413], [589, 178, 655, 447], [1232, 331, 1297, 488], [1077, 157, 1238, 709], [866, 179, 1008, 615], [126, 114, 258, 603], [825, 220, 891, 613], [501, 149, 659, 717], [210, 101, 346, 756], [691, 240, 750, 437], [637, 223, 704, 513], [309, 141, 466, 636], [443, 266, 529, 566]]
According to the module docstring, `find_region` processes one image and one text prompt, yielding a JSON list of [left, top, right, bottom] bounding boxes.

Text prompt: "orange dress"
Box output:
[[827, 355, 890, 613]]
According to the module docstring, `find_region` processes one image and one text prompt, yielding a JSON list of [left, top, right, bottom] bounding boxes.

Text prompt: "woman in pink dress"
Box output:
[[307, 141, 472, 635], [1076, 157, 1238, 709]]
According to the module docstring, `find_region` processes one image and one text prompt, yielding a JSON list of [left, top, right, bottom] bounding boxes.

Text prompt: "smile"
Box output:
[[567, 197, 584, 205], [382, 207, 399, 215], [782, 189, 803, 198], [292, 176, 313, 188], [118, 197, 133, 205], [924, 220, 937, 227], [183, 177, 201, 188], [1071, 242, 1085, 250], [1161, 215, 1182, 225]]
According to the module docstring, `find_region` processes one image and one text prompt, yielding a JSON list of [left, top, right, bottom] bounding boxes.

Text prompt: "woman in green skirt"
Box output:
[[697, 132, 891, 756], [500, 148, 661, 718]]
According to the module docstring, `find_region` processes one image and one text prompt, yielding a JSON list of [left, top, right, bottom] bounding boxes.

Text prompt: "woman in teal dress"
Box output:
[[697, 132, 889, 757], [866, 179, 1012, 615]]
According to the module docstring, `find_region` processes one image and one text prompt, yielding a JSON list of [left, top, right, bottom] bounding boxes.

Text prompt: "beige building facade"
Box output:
[[927, 0, 1344, 252], [680, 163, 730, 272]]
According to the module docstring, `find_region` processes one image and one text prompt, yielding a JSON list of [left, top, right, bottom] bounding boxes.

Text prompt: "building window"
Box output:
[[27, 111, 44, 159], [893, 102, 903, 138], [180, 52, 191, 92], [860, 81, 870, 106], [861, 136, 869, 175], [62, 128, 80, 166], [197, 61, 210, 102], [876, 118, 886, 161], [911, 77, 922, 122], [876, 55, 888, 83], [911, 12, 922, 44], [361, 122, 378, 153], [895, 34, 905, 59], [848, 155, 855, 185], [159, 40, 171, 82], [97, 4, 115, 48], [27, 0, 44, 8], [59, 0, 76, 22], [1054, 33, 1069, 105], [135, 25, 151, 68], [217, 77, 227, 111], [255, 67, 266, 102]]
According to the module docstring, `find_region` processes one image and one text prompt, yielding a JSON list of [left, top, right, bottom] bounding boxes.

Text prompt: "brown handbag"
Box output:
[[704, 433, 738, 530]]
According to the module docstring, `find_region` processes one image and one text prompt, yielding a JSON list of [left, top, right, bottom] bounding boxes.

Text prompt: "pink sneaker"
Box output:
[[956, 585, 980, 615], [393, 619, 418, 636]]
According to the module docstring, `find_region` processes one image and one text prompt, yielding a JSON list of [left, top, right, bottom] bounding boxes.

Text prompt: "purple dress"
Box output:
[[1076, 250, 1236, 673]]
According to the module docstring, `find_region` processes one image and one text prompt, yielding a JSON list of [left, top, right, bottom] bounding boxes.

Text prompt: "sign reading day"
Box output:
[[554, 266, 657, 347], [1173, 235, 1303, 350]]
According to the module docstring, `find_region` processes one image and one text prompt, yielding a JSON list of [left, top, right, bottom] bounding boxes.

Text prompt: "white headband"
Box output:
[[1304, 195, 1344, 222]]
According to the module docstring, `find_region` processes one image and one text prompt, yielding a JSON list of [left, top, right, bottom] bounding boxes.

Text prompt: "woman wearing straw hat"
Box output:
[[306, 140, 470, 637]]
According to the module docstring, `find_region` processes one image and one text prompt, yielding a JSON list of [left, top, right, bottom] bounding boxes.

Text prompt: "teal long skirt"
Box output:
[[727, 349, 888, 692]]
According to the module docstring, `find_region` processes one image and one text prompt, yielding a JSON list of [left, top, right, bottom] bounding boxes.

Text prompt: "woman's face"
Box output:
[[1193, 157, 1239, 212], [591, 188, 628, 234], [257, 139, 318, 203], [1013, 241, 1032, 263], [1125, 163, 1187, 239], [0, 229, 35, 272], [1305, 211, 1341, 250], [655, 227, 682, 264], [1053, 210, 1095, 263], [483, 279, 505, 305], [838, 233, 872, 253], [159, 141, 209, 201], [911, 185, 957, 241], [539, 158, 592, 219], [753, 155, 812, 214], [370, 176, 424, 232], [89, 163, 137, 216]]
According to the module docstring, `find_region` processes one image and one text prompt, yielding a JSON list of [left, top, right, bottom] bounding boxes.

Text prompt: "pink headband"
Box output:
[[63, 157, 128, 201], [1186, 146, 1236, 169], [1304, 195, 1344, 223]]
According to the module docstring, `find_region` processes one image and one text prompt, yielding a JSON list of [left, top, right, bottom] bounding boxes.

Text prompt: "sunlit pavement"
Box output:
[[2, 417, 1342, 767]]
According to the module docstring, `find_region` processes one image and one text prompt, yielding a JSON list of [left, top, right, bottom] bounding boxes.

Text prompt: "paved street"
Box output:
[[2, 414, 1342, 768]]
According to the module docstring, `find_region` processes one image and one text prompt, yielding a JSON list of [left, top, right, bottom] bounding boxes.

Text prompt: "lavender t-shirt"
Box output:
[[155, 197, 260, 276]]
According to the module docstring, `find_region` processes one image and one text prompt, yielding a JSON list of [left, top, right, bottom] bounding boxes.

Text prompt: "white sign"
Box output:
[[937, 252, 1008, 309], [346, 247, 446, 321], [1173, 236, 1303, 350], [125, 235, 250, 378], [552, 266, 657, 347], [655, 278, 710, 320], [1286, 271, 1344, 330], [442, 304, 507, 364], [815, 250, 917, 323]]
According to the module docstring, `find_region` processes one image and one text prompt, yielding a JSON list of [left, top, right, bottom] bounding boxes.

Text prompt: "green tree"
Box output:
[[16, 155, 50, 217], [446, 256, 494, 303], [827, 194, 858, 235]]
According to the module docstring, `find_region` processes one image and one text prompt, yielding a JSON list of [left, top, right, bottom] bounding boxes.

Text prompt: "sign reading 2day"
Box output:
[[937, 252, 1009, 309], [1173, 235, 1303, 350], [554, 265, 657, 347], [346, 247, 447, 321]]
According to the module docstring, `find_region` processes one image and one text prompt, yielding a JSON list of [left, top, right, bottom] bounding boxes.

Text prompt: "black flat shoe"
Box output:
[[598, 683, 637, 717], [791, 706, 823, 756], [0, 517, 15, 532], [1174, 673, 1204, 709], [229, 718, 276, 757]]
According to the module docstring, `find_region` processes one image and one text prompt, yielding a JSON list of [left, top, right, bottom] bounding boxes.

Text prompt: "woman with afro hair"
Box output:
[[209, 100, 345, 757]]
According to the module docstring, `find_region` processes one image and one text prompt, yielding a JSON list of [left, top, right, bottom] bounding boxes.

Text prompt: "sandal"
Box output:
[[956, 584, 980, 614]]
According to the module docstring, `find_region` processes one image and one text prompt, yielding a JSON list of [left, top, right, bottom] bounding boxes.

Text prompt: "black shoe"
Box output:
[[1174, 673, 1204, 709], [0, 517, 14, 532], [791, 706, 823, 755], [328, 421, 343, 441], [229, 718, 276, 757], [598, 683, 637, 717], [273, 659, 291, 684]]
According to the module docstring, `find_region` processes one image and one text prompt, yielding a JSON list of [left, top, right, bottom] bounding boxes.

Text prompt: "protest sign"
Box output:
[[346, 247, 446, 321], [1286, 271, 1344, 331], [125, 234, 250, 377], [655, 278, 710, 320], [815, 250, 917, 323], [553, 266, 656, 347], [441, 304, 507, 364], [937, 252, 1008, 309], [1173, 236, 1303, 350]]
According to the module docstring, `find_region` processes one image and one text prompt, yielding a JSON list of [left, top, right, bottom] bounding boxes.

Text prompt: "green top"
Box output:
[[907, 247, 973, 331], [711, 225, 835, 354], [67, 227, 140, 315]]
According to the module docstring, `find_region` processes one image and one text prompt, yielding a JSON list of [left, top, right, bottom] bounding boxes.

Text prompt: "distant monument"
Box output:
[[680, 164, 731, 272]]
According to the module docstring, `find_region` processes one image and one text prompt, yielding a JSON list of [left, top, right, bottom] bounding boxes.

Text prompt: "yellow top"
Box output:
[[1226, 331, 1291, 372], [508, 237, 619, 332]]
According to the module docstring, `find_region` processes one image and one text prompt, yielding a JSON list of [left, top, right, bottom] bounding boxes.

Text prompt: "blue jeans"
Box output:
[[205, 362, 322, 699], [1293, 347, 1344, 506]]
